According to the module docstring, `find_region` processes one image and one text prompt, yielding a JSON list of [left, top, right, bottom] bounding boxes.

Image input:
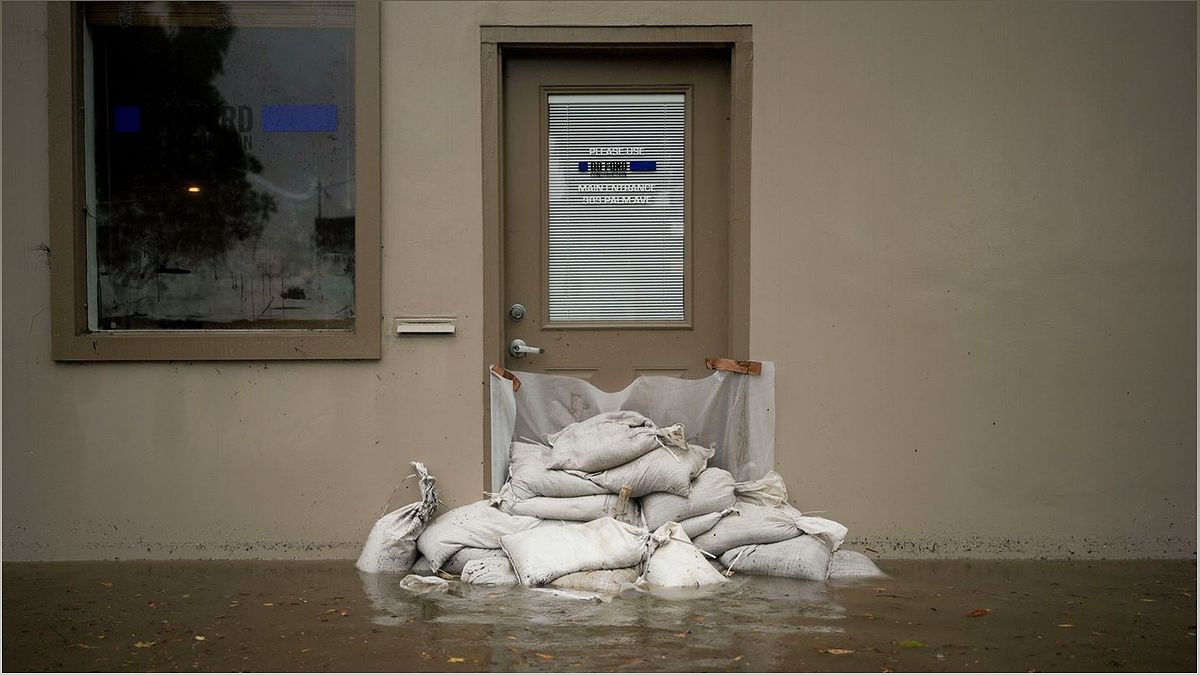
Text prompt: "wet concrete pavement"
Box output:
[[3, 559, 1195, 672]]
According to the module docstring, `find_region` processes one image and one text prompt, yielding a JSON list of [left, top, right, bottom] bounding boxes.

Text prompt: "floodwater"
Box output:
[[3, 559, 1194, 672]]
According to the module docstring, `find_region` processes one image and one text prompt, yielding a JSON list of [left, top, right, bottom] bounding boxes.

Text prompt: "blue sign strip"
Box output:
[[262, 104, 338, 132], [576, 161, 658, 172]]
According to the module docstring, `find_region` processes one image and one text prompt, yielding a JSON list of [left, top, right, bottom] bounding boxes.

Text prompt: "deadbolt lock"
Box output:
[[508, 303, 527, 321]]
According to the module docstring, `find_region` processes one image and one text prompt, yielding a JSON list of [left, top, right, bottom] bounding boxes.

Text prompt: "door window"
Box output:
[[546, 93, 685, 323]]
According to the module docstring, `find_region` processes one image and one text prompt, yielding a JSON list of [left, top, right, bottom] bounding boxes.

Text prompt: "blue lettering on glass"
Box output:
[[113, 105, 140, 133], [629, 161, 656, 171], [578, 161, 589, 172], [262, 104, 338, 132]]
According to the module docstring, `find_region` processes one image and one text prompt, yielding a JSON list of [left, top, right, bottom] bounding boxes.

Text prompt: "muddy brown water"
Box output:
[[3, 560, 1194, 672]]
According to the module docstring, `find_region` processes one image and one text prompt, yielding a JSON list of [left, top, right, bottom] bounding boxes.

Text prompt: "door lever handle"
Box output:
[[508, 339, 544, 358]]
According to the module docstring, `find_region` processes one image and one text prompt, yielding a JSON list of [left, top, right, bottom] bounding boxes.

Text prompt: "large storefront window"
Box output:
[[50, 1, 380, 359]]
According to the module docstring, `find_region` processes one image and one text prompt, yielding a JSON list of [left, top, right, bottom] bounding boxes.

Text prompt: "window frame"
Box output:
[[48, 1, 381, 360]]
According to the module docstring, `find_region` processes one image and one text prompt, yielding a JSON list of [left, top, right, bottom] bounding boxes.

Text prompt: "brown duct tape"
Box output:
[[704, 358, 763, 376], [490, 364, 522, 392]]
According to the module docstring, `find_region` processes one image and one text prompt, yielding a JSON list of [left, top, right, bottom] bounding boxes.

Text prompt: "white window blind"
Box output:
[[547, 93, 685, 322]]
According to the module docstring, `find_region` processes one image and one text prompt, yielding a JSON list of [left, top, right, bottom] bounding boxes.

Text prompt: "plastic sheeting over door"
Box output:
[[489, 364, 775, 490]]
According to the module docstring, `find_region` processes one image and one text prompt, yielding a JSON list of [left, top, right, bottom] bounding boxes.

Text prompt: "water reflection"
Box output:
[[355, 566, 844, 629]]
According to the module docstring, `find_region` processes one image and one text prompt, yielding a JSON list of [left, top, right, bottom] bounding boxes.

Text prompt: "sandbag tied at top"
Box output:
[[677, 510, 729, 539], [356, 462, 440, 574], [545, 411, 685, 473], [580, 442, 712, 498], [490, 484, 641, 523], [641, 467, 737, 529], [643, 522, 728, 588], [691, 503, 850, 557], [689, 504, 804, 556], [719, 535, 833, 581], [733, 470, 789, 507], [415, 500, 540, 572], [505, 441, 611, 500], [500, 517, 651, 587]]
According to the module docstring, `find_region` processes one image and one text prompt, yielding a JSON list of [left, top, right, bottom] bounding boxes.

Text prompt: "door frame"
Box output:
[[480, 25, 753, 484]]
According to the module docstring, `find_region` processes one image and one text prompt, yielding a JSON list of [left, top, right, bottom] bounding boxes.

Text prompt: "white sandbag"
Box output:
[[718, 535, 832, 581], [643, 522, 727, 588], [640, 468, 736, 529], [500, 517, 651, 587], [548, 568, 640, 593], [689, 504, 802, 556], [583, 443, 712, 498], [356, 462, 439, 573], [827, 550, 887, 579], [546, 411, 685, 473], [461, 557, 520, 586], [492, 486, 640, 522], [505, 441, 610, 500], [733, 470, 788, 506], [441, 547, 507, 575], [678, 511, 727, 539], [779, 505, 849, 551], [398, 574, 450, 593], [409, 556, 434, 575], [416, 500, 540, 571]]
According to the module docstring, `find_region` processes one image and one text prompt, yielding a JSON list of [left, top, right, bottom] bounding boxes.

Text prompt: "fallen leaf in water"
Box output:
[[1058, 624, 1074, 628], [447, 656, 466, 663], [74, 643, 95, 649], [194, 635, 206, 641], [338, 609, 350, 617], [821, 648, 854, 655], [967, 608, 991, 618], [181, 594, 190, 599], [263, 602, 274, 607], [100, 582, 113, 588], [535, 653, 554, 660], [898, 640, 925, 648], [733, 654, 744, 661], [863, 613, 878, 620], [300, 648, 311, 654], [146, 602, 157, 609], [1139, 598, 1156, 603], [133, 641, 156, 648], [673, 632, 689, 639], [419, 652, 431, 660]]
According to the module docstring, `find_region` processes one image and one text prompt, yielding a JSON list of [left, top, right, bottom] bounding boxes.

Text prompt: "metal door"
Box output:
[[503, 49, 732, 391]]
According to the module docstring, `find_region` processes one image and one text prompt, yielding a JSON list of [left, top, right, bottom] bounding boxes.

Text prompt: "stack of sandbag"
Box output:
[[357, 410, 886, 590], [488, 440, 640, 523], [640, 467, 738, 538], [490, 411, 712, 524]]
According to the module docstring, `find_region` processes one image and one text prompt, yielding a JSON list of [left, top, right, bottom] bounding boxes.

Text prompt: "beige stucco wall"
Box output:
[[3, 1, 1195, 560]]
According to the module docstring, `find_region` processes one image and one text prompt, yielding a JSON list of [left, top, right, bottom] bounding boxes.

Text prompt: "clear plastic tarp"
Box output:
[[489, 364, 776, 491]]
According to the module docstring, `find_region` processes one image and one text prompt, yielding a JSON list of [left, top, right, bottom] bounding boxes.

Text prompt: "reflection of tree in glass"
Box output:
[[94, 2, 275, 283]]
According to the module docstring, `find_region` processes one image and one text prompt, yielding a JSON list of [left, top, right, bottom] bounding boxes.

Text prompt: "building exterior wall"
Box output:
[[3, 1, 1195, 560]]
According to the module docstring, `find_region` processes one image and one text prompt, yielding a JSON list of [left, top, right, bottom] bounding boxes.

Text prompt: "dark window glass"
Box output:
[[84, 1, 355, 330]]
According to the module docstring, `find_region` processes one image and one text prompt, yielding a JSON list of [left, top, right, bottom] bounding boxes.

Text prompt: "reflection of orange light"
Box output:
[[186, 186, 201, 193]]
